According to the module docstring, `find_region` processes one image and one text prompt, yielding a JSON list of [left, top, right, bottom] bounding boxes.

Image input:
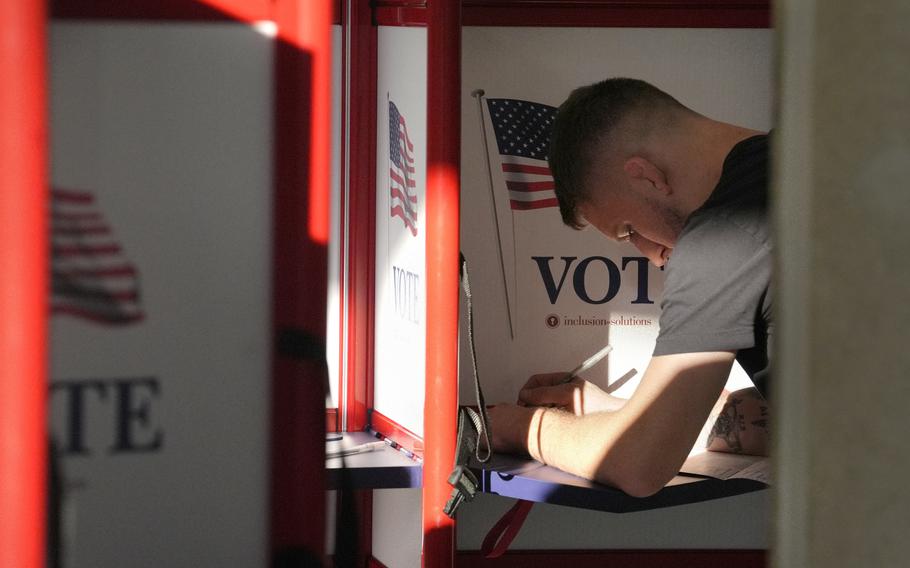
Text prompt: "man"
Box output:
[[488, 78, 771, 498]]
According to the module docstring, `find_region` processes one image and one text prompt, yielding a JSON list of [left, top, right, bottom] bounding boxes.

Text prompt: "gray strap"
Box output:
[[443, 254, 494, 518], [460, 254, 492, 463]]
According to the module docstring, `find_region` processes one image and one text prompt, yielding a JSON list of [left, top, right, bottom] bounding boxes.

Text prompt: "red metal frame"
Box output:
[[373, 0, 770, 27], [371, 410, 426, 458], [461, 0, 770, 27], [335, 4, 379, 564], [0, 2, 48, 567], [375, 6, 430, 26], [269, 0, 333, 562], [341, 0, 377, 432], [423, 1, 462, 567]]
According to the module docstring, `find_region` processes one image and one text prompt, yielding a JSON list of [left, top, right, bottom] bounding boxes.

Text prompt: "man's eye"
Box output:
[[617, 225, 635, 241]]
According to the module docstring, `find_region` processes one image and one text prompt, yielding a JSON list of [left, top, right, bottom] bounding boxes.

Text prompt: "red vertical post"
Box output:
[[269, 0, 333, 563], [423, 1, 460, 567], [0, 2, 47, 568], [342, 0, 377, 432]]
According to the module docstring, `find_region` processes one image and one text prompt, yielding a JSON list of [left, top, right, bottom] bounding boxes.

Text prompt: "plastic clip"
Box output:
[[443, 465, 479, 518]]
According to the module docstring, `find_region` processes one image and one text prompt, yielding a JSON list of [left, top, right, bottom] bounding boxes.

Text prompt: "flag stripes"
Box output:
[[53, 212, 104, 222], [501, 163, 550, 176], [389, 100, 418, 236], [486, 98, 559, 211], [51, 188, 145, 325], [53, 188, 95, 203], [53, 266, 138, 278], [52, 225, 112, 236], [505, 180, 555, 193], [498, 156, 559, 210], [53, 244, 124, 256]]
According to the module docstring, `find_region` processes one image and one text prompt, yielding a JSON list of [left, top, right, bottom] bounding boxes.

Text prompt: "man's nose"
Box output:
[[631, 235, 667, 267]]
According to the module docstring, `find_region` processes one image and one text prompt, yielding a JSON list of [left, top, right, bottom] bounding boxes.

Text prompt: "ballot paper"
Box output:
[[681, 451, 771, 485]]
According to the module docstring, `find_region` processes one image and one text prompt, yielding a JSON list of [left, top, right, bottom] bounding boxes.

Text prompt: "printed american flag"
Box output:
[[486, 98, 558, 210], [51, 188, 145, 325], [389, 100, 418, 236]]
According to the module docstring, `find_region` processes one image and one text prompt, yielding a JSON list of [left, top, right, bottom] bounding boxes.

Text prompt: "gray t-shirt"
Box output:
[[653, 134, 772, 396]]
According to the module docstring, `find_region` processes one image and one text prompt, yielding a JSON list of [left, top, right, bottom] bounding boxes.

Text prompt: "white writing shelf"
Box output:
[[326, 432, 421, 489], [470, 453, 767, 513], [326, 432, 767, 512]]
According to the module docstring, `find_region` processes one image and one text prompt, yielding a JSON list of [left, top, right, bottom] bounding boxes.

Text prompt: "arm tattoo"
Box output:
[[707, 388, 770, 454], [751, 405, 769, 432], [707, 397, 744, 453]]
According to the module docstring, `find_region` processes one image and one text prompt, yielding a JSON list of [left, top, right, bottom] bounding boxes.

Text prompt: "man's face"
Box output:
[[578, 185, 682, 268]]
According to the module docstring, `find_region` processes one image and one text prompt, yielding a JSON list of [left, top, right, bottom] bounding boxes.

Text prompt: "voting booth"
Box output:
[[329, 2, 774, 568], [4, 2, 335, 567]]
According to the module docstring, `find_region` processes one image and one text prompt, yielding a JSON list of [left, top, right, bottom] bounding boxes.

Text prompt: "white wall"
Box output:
[[49, 22, 273, 568], [372, 489, 423, 568]]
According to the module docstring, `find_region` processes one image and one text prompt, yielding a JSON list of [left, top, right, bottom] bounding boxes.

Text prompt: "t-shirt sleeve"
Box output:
[[653, 215, 771, 356]]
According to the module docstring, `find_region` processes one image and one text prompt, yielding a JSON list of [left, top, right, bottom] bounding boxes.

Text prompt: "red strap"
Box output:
[[480, 499, 534, 558]]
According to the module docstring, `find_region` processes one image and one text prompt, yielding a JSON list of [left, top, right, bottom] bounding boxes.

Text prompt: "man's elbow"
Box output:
[[594, 462, 676, 498], [614, 473, 669, 499]]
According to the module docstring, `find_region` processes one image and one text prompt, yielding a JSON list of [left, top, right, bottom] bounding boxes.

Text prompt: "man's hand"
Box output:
[[518, 373, 627, 416]]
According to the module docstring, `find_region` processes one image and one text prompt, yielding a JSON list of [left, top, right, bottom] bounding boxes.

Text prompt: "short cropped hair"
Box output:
[[548, 78, 688, 229]]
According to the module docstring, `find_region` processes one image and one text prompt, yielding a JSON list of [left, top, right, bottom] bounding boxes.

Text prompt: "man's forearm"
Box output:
[[525, 406, 687, 498], [493, 352, 736, 497], [526, 407, 622, 486]]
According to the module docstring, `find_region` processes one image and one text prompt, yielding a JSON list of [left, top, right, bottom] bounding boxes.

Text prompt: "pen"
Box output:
[[326, 441, 386, 460], [559, 344, 613, 384]]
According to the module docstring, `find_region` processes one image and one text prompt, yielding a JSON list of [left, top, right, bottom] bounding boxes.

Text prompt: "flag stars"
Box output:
[[486, 98, 557, 158]]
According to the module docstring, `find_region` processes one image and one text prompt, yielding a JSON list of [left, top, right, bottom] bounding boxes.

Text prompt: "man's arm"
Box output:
[[706, 387, 770, 456], [489, 351, 735, 497]]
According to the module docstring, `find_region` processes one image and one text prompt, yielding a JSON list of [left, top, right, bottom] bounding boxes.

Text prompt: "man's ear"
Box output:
[[623, 156, 672, 196]]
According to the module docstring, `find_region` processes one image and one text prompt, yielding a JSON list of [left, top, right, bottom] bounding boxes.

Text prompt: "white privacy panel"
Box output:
[[459, 26, 773, 550], [373, 26, 429, 437], [49, 22, 272, 568]]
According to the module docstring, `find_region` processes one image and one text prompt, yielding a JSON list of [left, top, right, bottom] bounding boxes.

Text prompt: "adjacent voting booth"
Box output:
[[330, 2, 773, 568], [6, 2, 335, 567]]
